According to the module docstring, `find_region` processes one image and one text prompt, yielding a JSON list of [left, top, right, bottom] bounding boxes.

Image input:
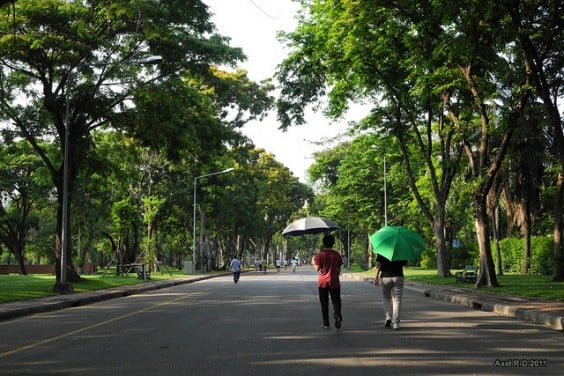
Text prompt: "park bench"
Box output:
[[454, 265, 478, 283]]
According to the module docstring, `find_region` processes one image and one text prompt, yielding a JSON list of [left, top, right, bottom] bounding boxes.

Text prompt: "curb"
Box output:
[[412, 282, 564, 332], [343, 273, 564, 332], [0, 275, 215, 322]]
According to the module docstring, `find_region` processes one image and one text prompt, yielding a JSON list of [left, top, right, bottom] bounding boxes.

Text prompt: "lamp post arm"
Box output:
[[197, 168, 235, 180]]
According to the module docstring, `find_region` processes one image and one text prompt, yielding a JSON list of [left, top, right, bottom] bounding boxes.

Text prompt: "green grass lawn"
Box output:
[[0, 268, 194, 304], [356, 266, 564, 301], [1, 267, 562, 304]]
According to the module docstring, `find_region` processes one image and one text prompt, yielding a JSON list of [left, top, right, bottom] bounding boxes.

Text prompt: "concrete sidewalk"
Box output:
[[1, 272, 562, 332], [346, 273, 564, 332], [408, 281, 564, 332]]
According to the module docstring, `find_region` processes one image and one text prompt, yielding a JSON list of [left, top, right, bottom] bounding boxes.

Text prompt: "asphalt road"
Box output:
[[0, 268, 561, 376]]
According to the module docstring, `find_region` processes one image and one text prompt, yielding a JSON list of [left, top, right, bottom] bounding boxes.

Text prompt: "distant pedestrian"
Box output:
[[312, 234, 343, 329], [373, 254, 407, 330], [291, 257, 298, 273], [230, 255, 241, 283]]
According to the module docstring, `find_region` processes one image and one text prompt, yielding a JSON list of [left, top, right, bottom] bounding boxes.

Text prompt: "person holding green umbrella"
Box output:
[[373, 255, 407, 330], [370, 226, 425, 330]]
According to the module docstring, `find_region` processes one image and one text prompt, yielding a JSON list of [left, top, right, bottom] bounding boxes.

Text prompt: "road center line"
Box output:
[[0, 293, 191, 358]]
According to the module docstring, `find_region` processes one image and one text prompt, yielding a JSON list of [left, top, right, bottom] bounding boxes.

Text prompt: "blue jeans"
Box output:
[[233, 271, 240, 283], [381, 276, 404, 325]]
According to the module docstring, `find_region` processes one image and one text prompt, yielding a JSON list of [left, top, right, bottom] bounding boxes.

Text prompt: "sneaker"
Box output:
[[322, 323, 330, 329], [334, 314, 342, 329], [392, 323, 400, 330], [384, 319, 392, 328]]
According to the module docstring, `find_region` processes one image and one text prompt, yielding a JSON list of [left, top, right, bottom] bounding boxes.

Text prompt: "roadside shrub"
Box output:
[[531, 236, 553, 275], [419, 241, 479, 270], [497, 237, 522, 273], [420, 248, 437, 269], [449, 242, 479, 269], [497, 236, 553, 275]]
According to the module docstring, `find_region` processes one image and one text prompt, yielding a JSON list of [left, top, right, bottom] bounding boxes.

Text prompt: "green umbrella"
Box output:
[[370, 226, 425, 261]]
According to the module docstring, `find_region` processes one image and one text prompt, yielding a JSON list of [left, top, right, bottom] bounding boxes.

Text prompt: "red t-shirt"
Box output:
[[314, 249, 343, 288]]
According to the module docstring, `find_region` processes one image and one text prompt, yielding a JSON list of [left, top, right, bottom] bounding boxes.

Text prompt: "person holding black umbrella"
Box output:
[[312, 234, 343, 329]]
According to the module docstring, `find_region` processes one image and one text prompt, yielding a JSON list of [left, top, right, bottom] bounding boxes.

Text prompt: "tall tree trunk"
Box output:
[[492, 205, 503, 276], [520, 200, 531, 275], [475, 195, 500, 287], [15, 236, 27, 275], [263, 235, 272, 266], [552, 173, 564, 281], [433, 214, 450, 277], [367, 231, 373, 267], [54, 188, 80, 285]]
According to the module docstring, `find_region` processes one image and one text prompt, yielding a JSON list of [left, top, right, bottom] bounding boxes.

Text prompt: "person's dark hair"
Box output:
[[322, 234, 335, 248]]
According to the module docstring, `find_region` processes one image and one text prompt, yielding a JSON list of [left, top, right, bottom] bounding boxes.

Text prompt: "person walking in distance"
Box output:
[[312, 234, 343, 329], [291, 257, 298, 273], [373, 254, 407, 330], [230, 255, 241, 283]]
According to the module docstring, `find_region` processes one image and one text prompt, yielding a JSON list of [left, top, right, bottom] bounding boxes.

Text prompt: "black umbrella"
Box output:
[[281, 216, 339, 236]]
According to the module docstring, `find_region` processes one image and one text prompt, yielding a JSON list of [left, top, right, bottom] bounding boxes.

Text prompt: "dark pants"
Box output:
[[318, 287, 342, 325], [233, 271, 240, 283]]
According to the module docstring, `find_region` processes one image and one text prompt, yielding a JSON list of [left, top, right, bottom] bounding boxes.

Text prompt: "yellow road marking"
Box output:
[[0, 293, 190, 358]]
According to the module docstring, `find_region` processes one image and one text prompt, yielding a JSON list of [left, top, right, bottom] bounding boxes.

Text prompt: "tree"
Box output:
[[309, 137, 390, 267], [275, 0, 466, 277], [275, 0, 559, 286], [500, 104, 546, 274], [0, 141, 47, 273], [502, 0, 564, 281], [215, 146, 264, 264], [255, 152, 312, 262], [0, 1, 272, 288]]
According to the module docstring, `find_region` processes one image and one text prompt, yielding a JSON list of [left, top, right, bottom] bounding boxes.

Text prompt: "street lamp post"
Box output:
[[371, 146, 388, 227], [60, 97, 71, 287], [383, 156, 387, 226], [192, 168, 234, 273], [59, 55, 162, 288]]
